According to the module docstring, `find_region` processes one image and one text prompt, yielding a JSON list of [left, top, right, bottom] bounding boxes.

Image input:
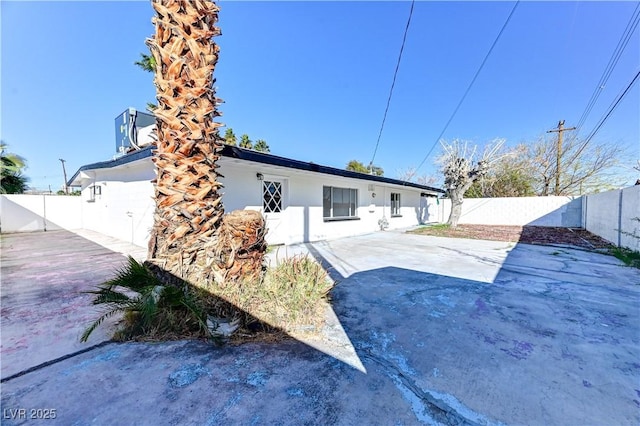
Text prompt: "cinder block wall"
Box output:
[[0, 194, 82, 233], [439, 196, 582, 227], [584, 186, 639, 250]]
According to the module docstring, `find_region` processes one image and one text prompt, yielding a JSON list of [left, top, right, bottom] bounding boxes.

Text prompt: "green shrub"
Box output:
[[610, 217, 640, 269], [82, 254, 334, 342], [81, 257, 208, 342], [609, 246, 640, 269]]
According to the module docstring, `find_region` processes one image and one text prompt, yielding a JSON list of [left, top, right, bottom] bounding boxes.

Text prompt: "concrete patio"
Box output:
[[1, 229, 639, 425]]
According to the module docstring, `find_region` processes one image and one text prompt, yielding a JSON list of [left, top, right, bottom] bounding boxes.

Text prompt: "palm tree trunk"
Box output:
[[147, 0, 226, 284], [146, 0, 266, 288]]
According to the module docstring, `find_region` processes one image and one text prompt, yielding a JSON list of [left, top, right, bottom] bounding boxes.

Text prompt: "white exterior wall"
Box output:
[[220, 159, 432, 245], [0, 194, 82, 232], [75, 161, 156, 247], [56, 156, 435, 247], [585, 186, 640, 250], [439, 196, 582, 227], [285, 175, 422, 244]]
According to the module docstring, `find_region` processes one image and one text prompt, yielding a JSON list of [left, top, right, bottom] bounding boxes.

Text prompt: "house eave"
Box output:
[[68, 144, 445, 194]]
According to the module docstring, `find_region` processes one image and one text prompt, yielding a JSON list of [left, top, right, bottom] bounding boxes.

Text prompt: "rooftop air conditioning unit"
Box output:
[[114, 107, 156, 154]]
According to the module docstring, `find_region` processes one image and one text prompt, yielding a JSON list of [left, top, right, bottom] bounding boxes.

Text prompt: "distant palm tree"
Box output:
[[224, 128, 237, 146], [253, 139, 270, 153], [239, 134, 252, 149], [1, 142, 29, 194]]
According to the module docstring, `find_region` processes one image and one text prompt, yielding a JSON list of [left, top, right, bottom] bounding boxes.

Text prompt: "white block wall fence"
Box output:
[[438, 196, 583, 227], [3, 187, 638, 250], [2, 140, 636, 251], [0, 194, 82, 233], [583, 185, 640, 251]]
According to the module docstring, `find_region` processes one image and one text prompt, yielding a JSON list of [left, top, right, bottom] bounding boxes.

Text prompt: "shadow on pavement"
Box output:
[[2, 230, 639, 425]]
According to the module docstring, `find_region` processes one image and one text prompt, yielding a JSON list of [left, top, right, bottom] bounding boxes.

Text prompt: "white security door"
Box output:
[[262, 179, 287, 245]]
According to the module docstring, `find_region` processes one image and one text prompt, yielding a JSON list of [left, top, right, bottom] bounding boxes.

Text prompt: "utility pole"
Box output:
[[547, 120, 576, 196], [59, 158, 68, 195]]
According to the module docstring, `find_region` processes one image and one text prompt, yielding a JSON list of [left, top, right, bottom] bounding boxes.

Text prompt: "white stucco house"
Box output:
[[68, 144, 444, 247]]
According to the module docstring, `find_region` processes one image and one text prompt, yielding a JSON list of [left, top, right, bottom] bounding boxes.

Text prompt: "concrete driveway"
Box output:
[[1, 230, 639, 425]]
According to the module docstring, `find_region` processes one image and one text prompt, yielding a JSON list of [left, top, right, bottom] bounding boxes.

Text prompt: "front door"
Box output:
[[262, 179, 287, 245]]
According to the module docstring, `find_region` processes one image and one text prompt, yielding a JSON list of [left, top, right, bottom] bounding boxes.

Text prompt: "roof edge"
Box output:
[[68, 144, 444, 193]]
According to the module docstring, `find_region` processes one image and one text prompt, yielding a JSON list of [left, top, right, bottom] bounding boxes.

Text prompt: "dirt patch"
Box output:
[[409, 224, 613, 250]]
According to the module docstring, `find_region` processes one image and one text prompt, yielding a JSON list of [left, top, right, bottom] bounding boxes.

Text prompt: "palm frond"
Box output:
[[85, 287, 132, 305], [139, 290, 160, 329], [81, 256, 213, 341], [103, 256, 161, 291], [80, 306, 128, 342], [179, 295, 210, 334]]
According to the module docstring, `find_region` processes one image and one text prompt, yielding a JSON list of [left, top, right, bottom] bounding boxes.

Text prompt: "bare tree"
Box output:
[[438, 139, 505, 228], [465, 145, 535, 198], [396, 166, 438, 186], [529, 135, 628, 195]]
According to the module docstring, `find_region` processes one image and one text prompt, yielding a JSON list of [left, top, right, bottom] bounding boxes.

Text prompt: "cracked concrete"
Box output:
[[1, 230, 639, 425]]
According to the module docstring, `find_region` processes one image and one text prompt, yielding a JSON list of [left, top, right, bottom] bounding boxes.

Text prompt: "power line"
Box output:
[[573, 2, 640, 137], [414, 1, 520, 173], [369, 0, 415, 169], [573, 69, 640, 161]]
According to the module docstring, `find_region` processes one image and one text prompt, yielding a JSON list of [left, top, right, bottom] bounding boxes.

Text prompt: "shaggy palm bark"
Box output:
[[147, 0, 265, 286]]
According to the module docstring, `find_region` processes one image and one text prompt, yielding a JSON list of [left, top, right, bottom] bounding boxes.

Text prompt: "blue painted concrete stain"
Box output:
[[389, 373, 436, 424], [432, 368, 440, 378], [233, 351, 266, 368], [365, 330, 417, 378], [286, 387, 305, 397], [472, 298, 490, 318], [430, 388, 507, 425], [582, 380, 592, 388], [370, 330, 395, 351], [501, 340, 534, 360], [436, 294, 456, 308], [207, 393, 243, 426], [390, 353, 417, 376], [168, 364, 210, 388], [250, 414, 261, 426], [62, 349, 120, 376], [247, 371, 268, 387], [635, 389, 640, 398]]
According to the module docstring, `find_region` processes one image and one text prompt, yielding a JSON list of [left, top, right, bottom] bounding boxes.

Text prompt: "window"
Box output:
[[263, 181, 282, 213], [323, 186, 358, 219], [391, 193, 401, 216], [87, 185, 101, 202]]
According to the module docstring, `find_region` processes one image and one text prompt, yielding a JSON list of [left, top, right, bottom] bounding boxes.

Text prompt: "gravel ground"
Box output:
[[409, 224, 613, 250]]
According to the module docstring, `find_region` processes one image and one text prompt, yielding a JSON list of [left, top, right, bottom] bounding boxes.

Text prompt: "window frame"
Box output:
[[262, 180, 283, 214], [323, 186, 359, 221], [390, 192, 402, 217], [87, 185, 101, 203]]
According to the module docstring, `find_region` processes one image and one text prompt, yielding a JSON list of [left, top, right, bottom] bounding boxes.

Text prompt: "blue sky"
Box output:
[[2, 1, 639, 191]]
